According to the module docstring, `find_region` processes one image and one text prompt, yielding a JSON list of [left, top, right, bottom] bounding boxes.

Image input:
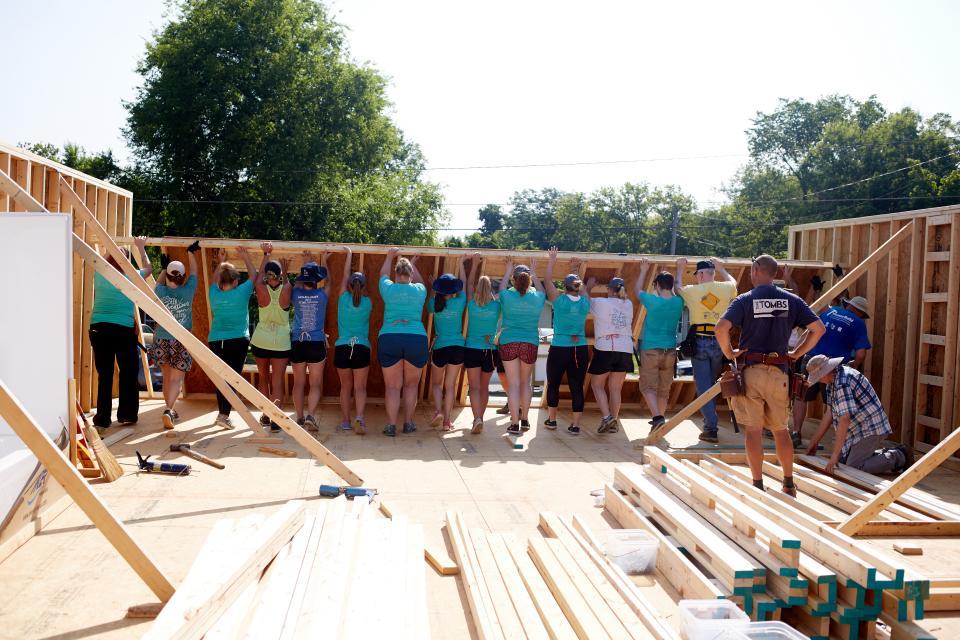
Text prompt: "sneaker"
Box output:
[[507, 423, 521, 436], [270, 422, 282, 433], [259, 414, 271, 427], [471, 417, 484, 434], [170, 410, 180, 422], [296, 416, 305, 428], [791, 431, 803, 449], [891, 445, 912, 473], [430, 412, 444, 427], [649, 415, 666, 429], [496, 405, 511, 415], [383, 424, 397, 437], [93, 416, 112, 429], [441, 420, 455, 432], [338, 420, 353, 431], [698, 431, 719, 444], [214, 414, 234, 429], [162, 410, 175, 430], [567, 425, 581, 436], [543, 419, 558, 430], [304, 415, 319, 432], [402, 422, 417, 434], [597, 415, 616, 434], [354, 416, 366, 435], [118, 417, 138, 426], [520, 419, 530, 432]]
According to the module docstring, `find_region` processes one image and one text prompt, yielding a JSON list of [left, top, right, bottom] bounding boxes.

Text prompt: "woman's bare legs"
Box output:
[[337, 367, 353, 423], [382, 362, 403, 425], [402, 361, 423, 425]]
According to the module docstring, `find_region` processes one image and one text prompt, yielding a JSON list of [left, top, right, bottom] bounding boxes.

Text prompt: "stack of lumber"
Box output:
[[145, 497, 429, 639], [445, 510, 681, 640], [608, 452, 938, 640]]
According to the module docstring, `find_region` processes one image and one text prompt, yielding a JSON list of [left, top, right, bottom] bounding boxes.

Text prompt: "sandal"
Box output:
[[471, 417, 483, 434], [441, 421, 455, 432]]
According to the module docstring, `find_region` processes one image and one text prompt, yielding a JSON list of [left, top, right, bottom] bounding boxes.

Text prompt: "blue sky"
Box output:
[[2, 0, 958, 234]]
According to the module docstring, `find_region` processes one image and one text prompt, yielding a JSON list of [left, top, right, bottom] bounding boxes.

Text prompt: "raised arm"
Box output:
[[320, 250, 331, 293], [674, 257, 687, 293], [338, 246, 353, 296], [381, 247, 398, 280], [635, 257, 651, 297], [466, 251, 481, 299], [254, 241, 274, 306], [186, 240, 200, 282], [500, 256, 514, 294], [570, 256, 588, 300], [211, 248, 227, 286], [238, 245, 258, 282], [133, 236, 152, 278], [409, 254, 425, 285], [529, 258, 544, 293], [543, 246, 561, 302], [278, 257, 292, 308], [457, 253, 467, 283], [711, 256, 737, 285], [156, 253, 169, 286]]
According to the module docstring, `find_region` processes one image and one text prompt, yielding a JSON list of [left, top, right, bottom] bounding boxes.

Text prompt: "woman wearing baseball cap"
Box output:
[[586, 272, 635, 434], [208, 244, 260, 429], [250, 242, 292, 433], [378, 247, 428, 437], [290, 252, 330, 431], [498, 255, 546, 435], [153, 241, 200, 431], [333, 246, 372, 433], [428, 256, 468, 432], [463, 252, 503, 434], [543, 247, 591, 435]]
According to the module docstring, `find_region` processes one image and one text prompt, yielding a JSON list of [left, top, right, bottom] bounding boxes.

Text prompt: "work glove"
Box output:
[[187, 240, 201, 254]]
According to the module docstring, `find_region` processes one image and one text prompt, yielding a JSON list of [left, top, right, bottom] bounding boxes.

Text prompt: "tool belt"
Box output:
[[790, 373, 809, 402], [719, 361, 745, 398], [692, 324, 716, 336], [741, 352, 790, 367]]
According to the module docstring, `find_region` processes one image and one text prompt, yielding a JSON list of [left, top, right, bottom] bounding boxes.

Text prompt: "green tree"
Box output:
[[124, 0, 444, 241]]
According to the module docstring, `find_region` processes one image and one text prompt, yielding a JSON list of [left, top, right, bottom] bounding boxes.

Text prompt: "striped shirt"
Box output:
[[825, 366, 891, 461]]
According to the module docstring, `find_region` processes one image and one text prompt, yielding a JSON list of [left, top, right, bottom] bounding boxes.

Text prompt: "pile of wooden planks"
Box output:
[[444, 510, 681, 640], [145, 497, 429, 639], [608, 452, 939, 640]]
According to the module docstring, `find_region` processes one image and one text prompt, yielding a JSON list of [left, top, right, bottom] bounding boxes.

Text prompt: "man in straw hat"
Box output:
[[803, 354, 909, 474], [715, 255, 826, 496], [791, 295, 872, 448]]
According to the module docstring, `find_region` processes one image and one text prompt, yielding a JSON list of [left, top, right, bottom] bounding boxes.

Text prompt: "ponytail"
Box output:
[[514, 272, 531, 295], [351, 279, 363, 307], [434, 294, 448, 313], [475, 275, 493, 306]]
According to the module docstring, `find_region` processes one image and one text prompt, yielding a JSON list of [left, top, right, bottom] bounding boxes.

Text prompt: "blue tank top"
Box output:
[[291, 287, 328, 342]]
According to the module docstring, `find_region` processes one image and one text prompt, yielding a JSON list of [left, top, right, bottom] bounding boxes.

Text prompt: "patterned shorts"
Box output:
[[151, 338, 193, 372], [498, 341, 538, 365]]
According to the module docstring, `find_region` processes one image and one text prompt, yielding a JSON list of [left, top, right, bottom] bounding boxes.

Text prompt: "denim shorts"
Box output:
[[377, 333, 429, 368]]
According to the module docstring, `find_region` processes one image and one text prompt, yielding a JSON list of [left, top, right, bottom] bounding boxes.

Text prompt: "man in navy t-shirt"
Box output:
[[792, 296, 872, 445], [715, 255, 826, 496]]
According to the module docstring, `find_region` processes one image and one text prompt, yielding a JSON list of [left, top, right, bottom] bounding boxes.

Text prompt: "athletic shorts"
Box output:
[[432, 345, 465, 368], [463, 348, 504, 373], [729, 364, 790, 430], [250, 344, 291, 360], [334, 344, 371, 369], [151, 338, 193, 372], [588, 349, 635, 375], [639, 349, 676, 399], [290, 340, 327, 364], [499, 341, 538, 365], [378, 333, 429, 368]]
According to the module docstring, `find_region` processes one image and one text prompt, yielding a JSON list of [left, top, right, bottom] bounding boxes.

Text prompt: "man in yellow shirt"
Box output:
[[675, 257, 739, 442]]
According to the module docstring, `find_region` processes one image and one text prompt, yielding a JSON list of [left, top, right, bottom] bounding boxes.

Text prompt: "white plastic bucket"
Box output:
[[603, 529, 658, 574], [678, 599, 751, 640]]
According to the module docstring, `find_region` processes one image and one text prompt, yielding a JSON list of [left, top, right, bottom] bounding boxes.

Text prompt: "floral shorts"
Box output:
[[499, 341, 538, 365], [151, 338, 193, 372]]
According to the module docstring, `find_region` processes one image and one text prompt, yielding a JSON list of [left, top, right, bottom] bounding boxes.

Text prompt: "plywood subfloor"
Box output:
[[0, 399, 958, 638]]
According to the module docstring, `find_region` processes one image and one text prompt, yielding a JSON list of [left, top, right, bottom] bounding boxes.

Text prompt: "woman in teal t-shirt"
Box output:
[[427, 255, 467, 432], [377, 247, 428, 437], [498, 257, 546, 436], [635, 259, 684, 429], [207, 245, 259, 429], [89, 236, 152, 428], [543, 247, 591, 435], [333, 246, 372, 434], [463, 252, 502, 433]]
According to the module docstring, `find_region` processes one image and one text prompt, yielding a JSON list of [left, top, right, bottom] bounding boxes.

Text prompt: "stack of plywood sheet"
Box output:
[[608, 454, 939, 640], [144, 497, 429, 639], [444, 511, 680, 640]]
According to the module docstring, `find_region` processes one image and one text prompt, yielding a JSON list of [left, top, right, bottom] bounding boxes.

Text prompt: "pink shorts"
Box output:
[[499, 342, 538, 365]]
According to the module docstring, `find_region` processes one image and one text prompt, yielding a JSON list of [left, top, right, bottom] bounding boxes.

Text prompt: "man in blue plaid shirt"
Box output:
[[803, 355, 909, 474]]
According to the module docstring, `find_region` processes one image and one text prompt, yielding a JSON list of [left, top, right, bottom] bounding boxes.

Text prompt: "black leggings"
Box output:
[[546, 345, 589, 412], [89, 323, 140, 426], [208, 338, 250, 415]]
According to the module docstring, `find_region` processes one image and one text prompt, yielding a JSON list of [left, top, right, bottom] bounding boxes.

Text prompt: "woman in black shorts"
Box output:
[[428, 256, 468, 432], [334, 246, 372, 433], [586, 273, 635, 434], [462, 253, 502, 433]]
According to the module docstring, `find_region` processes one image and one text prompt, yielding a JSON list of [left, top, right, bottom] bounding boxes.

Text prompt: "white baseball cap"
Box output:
[[166, 260, 185, 276]]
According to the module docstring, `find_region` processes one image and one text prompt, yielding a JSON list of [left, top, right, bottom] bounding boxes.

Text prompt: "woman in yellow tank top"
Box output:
[[250, 242, 292, 432]]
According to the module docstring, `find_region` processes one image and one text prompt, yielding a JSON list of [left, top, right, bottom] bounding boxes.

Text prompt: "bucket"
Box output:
[[603, 529, 658, 574], [678, 599, 750, 640]]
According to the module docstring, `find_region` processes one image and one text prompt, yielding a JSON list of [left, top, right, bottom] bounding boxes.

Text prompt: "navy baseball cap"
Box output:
[[350, 271, 366, 286], [694, 260, 715, 272], [563, 274, 582, 287], [513, 265, 531, 275], [609, 277, 625, 290]]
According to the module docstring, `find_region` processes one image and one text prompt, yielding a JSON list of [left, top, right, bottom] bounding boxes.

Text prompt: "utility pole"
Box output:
[[669, 205, 679, 255]]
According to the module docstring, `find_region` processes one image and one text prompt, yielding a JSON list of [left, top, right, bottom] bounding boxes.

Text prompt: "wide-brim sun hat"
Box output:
[[845, 296, 870, 318], [296, 262, 325, 283], [805, 354, 844, 385], [432, 273, 464, 295]]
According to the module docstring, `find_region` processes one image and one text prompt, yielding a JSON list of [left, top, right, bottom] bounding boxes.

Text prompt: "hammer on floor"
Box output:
[[169, 443, 225, 470]]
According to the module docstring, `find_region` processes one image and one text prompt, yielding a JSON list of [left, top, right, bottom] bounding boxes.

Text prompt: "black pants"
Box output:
[[209, 338, 250, 415], [546, 345, 589, 412], [89, 322, 140, 427]]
